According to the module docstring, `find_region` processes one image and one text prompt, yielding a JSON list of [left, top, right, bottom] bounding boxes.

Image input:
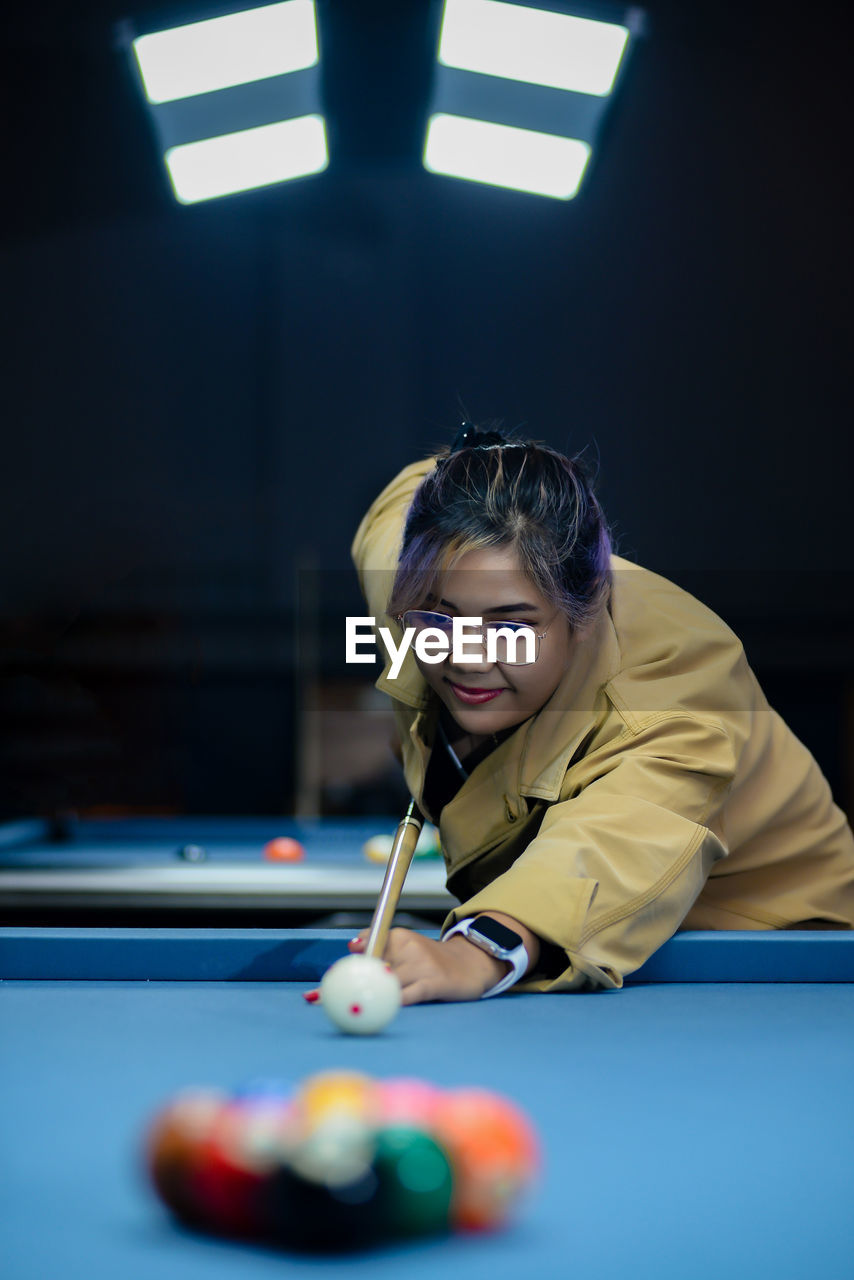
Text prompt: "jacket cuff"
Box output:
[[442, 877, 610, 990]]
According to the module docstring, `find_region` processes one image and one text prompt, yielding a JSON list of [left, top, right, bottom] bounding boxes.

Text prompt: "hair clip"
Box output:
[[450, 421, 478, 452]]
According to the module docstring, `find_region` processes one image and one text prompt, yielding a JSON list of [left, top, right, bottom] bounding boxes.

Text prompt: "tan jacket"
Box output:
[[352, 458, 854, 991]]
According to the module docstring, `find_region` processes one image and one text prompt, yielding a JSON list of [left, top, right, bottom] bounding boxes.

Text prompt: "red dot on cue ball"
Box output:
[[263, 837, 306, 863]]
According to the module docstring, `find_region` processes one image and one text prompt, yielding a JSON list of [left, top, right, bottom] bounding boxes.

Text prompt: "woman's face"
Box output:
[[414, 544, 575, 737]]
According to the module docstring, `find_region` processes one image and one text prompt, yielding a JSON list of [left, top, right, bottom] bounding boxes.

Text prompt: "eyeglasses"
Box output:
[[399, 610, 550, 666]]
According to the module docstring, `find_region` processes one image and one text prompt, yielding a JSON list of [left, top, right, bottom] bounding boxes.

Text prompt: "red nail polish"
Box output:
[[303, 989, 320, 1004]]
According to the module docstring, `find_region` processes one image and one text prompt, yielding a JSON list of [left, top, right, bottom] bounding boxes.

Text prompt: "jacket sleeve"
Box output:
[[446, 714, 737, 992], [351, 458, 437, 621]]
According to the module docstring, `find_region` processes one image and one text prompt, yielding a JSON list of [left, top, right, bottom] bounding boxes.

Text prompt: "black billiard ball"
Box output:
[[265, 1118, 383, 1251], [178, 844, 207, 863], [265, 1161, 384, 1251], [48, 812, 76, 843]]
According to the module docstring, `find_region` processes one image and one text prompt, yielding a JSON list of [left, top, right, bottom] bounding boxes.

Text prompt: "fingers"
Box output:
[[385, 931, 444, 1004], [398, 975, 440, 1006], [347, 925, 406, 957], [341, 929, 450, 1006], [308, 929, 421, 1009]]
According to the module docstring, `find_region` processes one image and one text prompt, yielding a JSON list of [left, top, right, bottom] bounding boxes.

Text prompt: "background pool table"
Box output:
[[1, 927, 853, 1280], [0, 815, 452, 925]]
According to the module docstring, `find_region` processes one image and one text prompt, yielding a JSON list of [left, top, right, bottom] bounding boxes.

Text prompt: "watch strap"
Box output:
[[443, 916, 529, 998]]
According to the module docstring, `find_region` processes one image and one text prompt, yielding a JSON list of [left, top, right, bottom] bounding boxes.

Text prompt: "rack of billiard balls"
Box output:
[[144, 1070, 539, 1252]]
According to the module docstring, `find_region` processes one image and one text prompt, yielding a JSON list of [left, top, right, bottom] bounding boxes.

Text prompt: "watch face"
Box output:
[[472, 917, 522, 952]]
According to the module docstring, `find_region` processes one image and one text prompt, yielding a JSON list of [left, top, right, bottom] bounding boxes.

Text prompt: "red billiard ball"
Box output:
[[191, 1099, 294, 1238], [263, 837, 306, 863], [145, 1090, 227, 1226]]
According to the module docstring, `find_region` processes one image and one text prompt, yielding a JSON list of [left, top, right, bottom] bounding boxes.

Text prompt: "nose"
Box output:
[[446, 626, 495, 673]]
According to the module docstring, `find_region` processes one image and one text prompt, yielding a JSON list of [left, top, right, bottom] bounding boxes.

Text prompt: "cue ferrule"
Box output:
[[364, 800, 423, 959]]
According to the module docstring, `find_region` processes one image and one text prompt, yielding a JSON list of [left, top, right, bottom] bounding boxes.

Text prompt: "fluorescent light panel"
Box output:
[[424, 113, 590, 199], [133, 0, 319, 104], [439, 0, 629, 97], [165, 114, 327, 203]]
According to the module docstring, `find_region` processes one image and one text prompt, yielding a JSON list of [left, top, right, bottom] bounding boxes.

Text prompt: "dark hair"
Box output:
[[388, 425, 612, 631]]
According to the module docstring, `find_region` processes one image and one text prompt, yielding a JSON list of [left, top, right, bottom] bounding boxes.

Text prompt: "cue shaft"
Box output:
[[364, 800, 424, 959]]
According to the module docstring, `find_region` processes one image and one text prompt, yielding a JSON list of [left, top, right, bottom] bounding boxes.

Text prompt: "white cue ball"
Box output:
[[319, 954, 402, 1035]]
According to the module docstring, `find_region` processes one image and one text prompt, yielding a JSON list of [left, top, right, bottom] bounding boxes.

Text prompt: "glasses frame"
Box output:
[[398, 609, 551, 667]]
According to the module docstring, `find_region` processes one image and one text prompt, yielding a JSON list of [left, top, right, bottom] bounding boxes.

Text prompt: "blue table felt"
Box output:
[[2, 927, 853, 1280]]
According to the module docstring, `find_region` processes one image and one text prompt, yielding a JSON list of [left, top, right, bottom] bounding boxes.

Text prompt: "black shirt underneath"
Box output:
[[422, 712, 507, 819]]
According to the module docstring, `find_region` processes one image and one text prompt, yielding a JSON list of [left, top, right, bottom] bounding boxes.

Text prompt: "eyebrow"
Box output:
[[437, 596, 541, 615]]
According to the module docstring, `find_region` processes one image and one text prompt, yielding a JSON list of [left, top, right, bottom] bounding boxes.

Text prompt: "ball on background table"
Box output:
[[362, 834, 394, 865], [319, 955, 402, 1035], [362, 824, 441, 864], [263, 836, 306, 863], [177, 844, 207, 862]]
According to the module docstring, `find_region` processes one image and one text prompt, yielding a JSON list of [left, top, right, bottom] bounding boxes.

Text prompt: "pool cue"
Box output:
[[364, 799, 424, 959]]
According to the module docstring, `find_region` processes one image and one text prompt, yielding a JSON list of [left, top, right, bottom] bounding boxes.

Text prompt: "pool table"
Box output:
[[1, 926, 853, 1280], [0, 816, 452, 925]]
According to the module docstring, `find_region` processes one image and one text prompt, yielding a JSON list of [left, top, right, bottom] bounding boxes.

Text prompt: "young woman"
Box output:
[[346, 424, 854, 1003]]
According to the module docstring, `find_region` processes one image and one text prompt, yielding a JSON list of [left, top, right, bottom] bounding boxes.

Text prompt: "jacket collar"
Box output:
[[411, 607, 622, 873], [388, 601, 623, 811], [516, 602, 622, 801]]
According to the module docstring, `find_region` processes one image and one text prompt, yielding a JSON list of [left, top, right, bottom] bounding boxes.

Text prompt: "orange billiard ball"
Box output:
[[433, 1088, 540, 1231], [263, 837, 306, 863]]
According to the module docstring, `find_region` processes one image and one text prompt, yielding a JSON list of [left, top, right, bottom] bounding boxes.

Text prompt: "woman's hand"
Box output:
[[346, 928, 509, 1005], [302, 914, 541, 1006]]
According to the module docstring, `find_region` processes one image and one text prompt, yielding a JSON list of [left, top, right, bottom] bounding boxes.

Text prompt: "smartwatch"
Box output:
[[442, 915, 529, 998]]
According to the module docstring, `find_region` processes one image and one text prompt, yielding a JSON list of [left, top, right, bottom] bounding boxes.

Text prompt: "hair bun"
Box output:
[[450, 421, 511, 453]]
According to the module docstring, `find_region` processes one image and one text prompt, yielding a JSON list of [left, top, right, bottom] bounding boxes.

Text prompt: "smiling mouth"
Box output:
[[447, 682, 506, 705]]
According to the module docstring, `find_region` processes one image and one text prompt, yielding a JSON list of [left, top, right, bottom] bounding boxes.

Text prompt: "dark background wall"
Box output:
[[1, 0, 851, 818]]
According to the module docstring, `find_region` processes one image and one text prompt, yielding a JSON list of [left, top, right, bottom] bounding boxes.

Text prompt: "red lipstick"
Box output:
[[448, 682, 505, 705]]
